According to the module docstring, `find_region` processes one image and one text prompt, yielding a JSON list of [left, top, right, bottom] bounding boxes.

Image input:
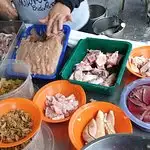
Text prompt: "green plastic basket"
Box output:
[[61, 38, 132, 95]]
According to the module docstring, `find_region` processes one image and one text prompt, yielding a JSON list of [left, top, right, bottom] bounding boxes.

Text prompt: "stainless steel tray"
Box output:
[[0, 21, 26, 61]]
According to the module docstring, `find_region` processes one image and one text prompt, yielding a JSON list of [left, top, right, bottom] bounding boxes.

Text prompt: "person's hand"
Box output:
[[0, 0, 18, 20], [39, 2, 72, 36]]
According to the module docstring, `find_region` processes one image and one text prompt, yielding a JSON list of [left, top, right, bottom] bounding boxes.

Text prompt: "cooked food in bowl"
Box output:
[[0, 78, 24, 95], [16, 29, 64, 75], [129, 55, 150, 77], [69, 50, 123, 87], [0, 109, 32, 143], [82, 110, 116, 144], [0, 33, 16, 61], [45, 93, 79, 120], [127, 84, 150, 123]]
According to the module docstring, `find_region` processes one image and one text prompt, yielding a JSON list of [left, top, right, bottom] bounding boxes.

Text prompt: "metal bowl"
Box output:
[[89, 4, 106, 22], [82, 134, 150, 150], [92, 16, 126, 38]]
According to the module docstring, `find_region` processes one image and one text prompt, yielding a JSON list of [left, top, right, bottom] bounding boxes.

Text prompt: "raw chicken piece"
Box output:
[[45, 93, 79, 120], [82, 119, 97, 143], [103, 73, 116, 87], [95, 110, 105, 138], [96, 52, 107, 67], [104, 111, 116, 134]]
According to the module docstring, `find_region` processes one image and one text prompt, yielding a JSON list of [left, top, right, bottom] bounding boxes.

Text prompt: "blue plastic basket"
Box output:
[[11, 24, 71, 80]]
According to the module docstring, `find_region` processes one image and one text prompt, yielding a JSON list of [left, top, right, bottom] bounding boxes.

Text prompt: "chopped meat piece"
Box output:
[[82, 74, 98, 82], [70, 50, 120, 87], [76, 61, 92, 71], [91, 68, 109, 79], [103, 73, 116, 87], [96, 52, 107, 67], [127, 84, 150, 123], [45, 93, 79, 120], [142, 86, 150, 105], [90, 77, 104, 85], [140, 61, 150, 76], [129, 56, 150, 77], [106, 51, 119, 68], [74, 70, 83, 81]]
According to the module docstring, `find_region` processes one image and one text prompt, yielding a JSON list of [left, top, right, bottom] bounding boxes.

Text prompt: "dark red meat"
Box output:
[[127, 84, 150, 123]]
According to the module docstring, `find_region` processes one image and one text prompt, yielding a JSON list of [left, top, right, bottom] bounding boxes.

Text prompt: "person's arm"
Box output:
[[0, 0, 18, 20], [40, 0, 85, 35], [56, 0, 84, 12]]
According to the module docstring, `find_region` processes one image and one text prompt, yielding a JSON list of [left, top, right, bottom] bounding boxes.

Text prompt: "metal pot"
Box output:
[[89, 4, 107, 22], [92, 16, 126, 38]]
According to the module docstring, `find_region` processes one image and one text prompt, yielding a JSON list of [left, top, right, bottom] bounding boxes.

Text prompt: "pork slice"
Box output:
[[129, 87, 144, 102], [96, 52, 107, 67], [51, 105, 63, 115], [74, 70, 83, 81], [82, 74, 98, 82], [143, 110, 150, 122], [45, 96, 56, 106], [128, 96, 147, 108], [140, 61, 150, 75], [103, 73, 116, 87], [51, 98, 63, 110], [83, 53, 97, 64], [106, 51, 119, 67], [142, 86, 150, 105], [127, 100, 146, 115], [45, 107, 58, 119]]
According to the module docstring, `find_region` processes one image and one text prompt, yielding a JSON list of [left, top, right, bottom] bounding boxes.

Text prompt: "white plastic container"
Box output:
[[0, 59, 34, 100]]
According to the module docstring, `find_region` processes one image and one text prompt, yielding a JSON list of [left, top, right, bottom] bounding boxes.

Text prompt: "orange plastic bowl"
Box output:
[[69, 102, 133, 150], [127, 46, 150, 78], [33, 80, 86, 123], [0, 98, 42, 148]]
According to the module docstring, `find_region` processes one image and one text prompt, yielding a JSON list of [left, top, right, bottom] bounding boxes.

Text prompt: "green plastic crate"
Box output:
[[61, 38, 132, 95]]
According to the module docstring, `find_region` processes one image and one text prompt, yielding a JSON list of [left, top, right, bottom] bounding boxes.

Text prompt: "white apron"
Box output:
[[13, 0, 89, 30]]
